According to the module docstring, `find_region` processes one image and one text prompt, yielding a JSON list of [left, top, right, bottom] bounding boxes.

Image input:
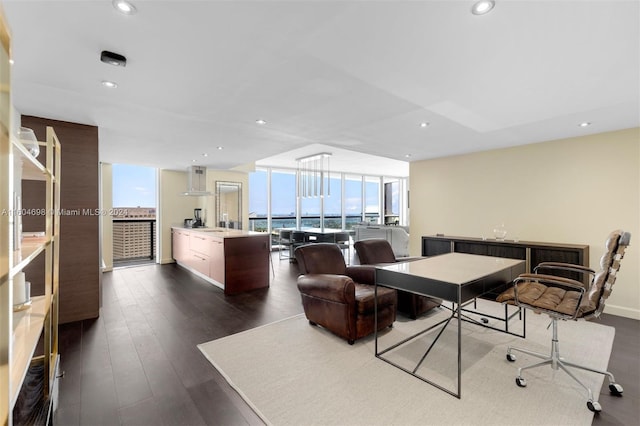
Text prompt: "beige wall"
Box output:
[[200, 169, 249, 230], [409, 128, 640, 319], [159, 169, 199, 263], [100, 163, 113, 271], [158, 169, 249, 262]]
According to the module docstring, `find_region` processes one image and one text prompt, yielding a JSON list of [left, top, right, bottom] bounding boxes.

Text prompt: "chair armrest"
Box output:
[[345, 265, 376, 284], [297, 274, 355, 304], [514, 273, 586, 292], [534, 262, 595, 277]]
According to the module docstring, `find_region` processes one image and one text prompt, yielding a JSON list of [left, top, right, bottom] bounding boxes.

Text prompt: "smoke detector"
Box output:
[[100, 51, 127, 67]]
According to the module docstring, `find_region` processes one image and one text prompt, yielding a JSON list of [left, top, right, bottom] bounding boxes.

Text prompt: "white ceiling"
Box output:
[[4, 0, 639, 175]]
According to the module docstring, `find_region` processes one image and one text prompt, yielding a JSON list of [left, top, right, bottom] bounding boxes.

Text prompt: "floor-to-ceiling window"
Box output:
[[322, 172, 342, 230], [299, 190, 321, 229], [248, 167, 406, 239], [271, 169, 297, 230], [344, 174, 363, 230], [384, 179, 400, 226], [111, 164, 157, 265], [364, 176, 381, 225]]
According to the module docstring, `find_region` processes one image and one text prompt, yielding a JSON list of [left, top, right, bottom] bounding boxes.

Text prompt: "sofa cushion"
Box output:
[[354, 284, 396, 315]]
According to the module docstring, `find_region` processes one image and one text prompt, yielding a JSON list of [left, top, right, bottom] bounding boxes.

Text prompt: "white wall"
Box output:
[[409, 128, 639, 319]]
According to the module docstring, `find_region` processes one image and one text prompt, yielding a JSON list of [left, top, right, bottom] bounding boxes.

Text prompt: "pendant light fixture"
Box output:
[[296, 152, 332, 198]]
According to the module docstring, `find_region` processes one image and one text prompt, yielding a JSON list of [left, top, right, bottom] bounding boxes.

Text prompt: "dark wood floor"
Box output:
[[54, 253, 639, 425]]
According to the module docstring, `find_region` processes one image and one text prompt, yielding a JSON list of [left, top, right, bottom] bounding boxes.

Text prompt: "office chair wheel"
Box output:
[[506, 353, 517, 362], [609, 383, 623, 396], [515, 377, 527, 387], [587, 400, 602, 413]]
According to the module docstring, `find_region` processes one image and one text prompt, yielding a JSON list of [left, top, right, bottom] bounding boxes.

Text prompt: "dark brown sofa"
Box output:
[[354, 239, 441, 319], [295, 243, 397, 344]]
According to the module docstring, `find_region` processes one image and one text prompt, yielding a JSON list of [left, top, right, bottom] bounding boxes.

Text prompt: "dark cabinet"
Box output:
[[422, 235, 589, 283], [423, 238, 452, 257]]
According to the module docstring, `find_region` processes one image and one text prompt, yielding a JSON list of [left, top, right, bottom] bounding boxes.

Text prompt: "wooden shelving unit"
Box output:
[[9, 128, 61, 425], [1, 14, 61, 422], [1, 6, 13, 423]]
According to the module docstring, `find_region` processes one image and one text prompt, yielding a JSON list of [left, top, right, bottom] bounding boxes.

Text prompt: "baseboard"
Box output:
[[603, 304, 640, 320], [175, 261, 224, 290]]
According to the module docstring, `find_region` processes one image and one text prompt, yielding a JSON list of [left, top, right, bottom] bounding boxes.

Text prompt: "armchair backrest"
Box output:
[[582, 229, 631, 319], [354, 239, 397, 264], [295, 243, 347, 275]]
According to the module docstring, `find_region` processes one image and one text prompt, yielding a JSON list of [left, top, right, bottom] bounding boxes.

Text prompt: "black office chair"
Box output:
[[497, 229, 631, 412], [289, 231, 307, 262], [334, 231, 351, 264], [278, 229, 292, 260]]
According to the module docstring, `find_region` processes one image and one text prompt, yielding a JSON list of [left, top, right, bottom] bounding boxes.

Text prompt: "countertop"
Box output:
[[171, 226, 266, 239]]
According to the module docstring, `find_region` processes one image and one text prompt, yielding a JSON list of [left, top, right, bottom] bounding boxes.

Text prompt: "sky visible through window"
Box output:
[[112, 164, 156, 208], [249, 171, 380, 216]]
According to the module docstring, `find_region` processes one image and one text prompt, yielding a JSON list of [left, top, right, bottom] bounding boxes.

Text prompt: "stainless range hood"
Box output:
[[182, 165, 213, 196]]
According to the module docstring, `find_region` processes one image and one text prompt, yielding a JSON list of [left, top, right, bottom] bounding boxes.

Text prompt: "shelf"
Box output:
[[10, 296, 49, 409], [10, 135, 49, 181], [3, 126, 61, 422], [10, 236, 50, 279]]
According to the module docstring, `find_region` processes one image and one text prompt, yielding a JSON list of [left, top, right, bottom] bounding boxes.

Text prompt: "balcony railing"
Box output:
[[248, 214, 379, 232], [112, 218, 156, 264], [248, 214, 379, 248]]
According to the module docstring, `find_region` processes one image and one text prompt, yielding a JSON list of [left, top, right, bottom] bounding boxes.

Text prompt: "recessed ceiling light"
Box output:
[[101, 80, 118, 88], [113, 0, 137, 15], [405, 154, 412, 158], [217, 146, 224, 150], [256, 119, 266, 125], [579, 122, 592, 127], [420, 122, 430, 128], [202, 153, 208, 157], [471, 0, 495, 15], [192, 159, 197, 163]]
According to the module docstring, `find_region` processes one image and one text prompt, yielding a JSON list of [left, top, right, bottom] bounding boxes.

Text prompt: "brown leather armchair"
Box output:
[[354, 239, 441, 319], [295, 243, 397, 344]]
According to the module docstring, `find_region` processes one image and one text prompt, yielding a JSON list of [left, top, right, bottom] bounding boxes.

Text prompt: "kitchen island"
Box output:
[[171, 227, 270, 294]]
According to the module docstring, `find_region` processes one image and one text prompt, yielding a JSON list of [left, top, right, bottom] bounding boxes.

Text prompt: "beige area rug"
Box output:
[[198, 300, 614, 425]]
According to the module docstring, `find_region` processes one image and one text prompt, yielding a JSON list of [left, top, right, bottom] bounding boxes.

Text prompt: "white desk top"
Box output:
[[378, 253, 524, 285]]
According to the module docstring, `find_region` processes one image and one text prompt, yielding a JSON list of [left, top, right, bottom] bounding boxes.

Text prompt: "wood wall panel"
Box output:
[[422, 235, 589, 283], [20, 116, 100, 324]]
